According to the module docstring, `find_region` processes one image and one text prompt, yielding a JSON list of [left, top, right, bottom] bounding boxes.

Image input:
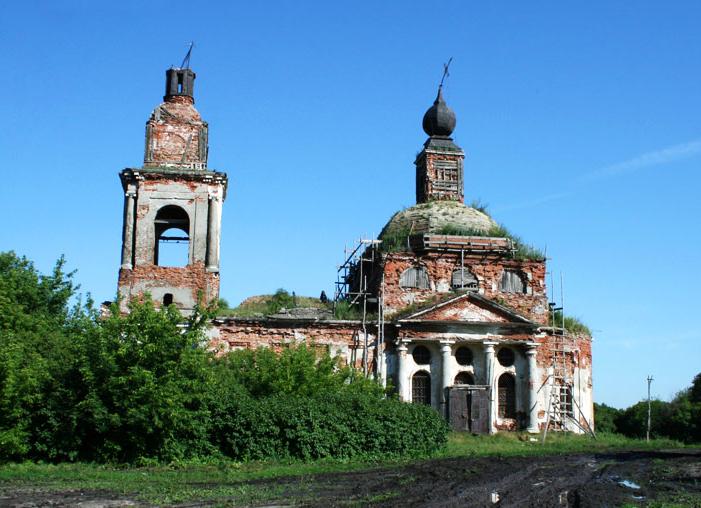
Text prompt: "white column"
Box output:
[[484, 341, 497, 434], [440, 341, 453, 418], [526, 343, 540, 433], [206, 194, 222, 271], [120, 189, 136, 269], [396, 341, 408, 402]]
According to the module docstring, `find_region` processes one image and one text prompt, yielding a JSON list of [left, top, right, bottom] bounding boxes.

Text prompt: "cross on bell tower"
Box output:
[[117, 59, 228, 314]]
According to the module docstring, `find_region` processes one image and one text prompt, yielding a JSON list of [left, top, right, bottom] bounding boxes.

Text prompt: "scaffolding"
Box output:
[[542, 273, 595, 441], [334, 238, 385, 381]]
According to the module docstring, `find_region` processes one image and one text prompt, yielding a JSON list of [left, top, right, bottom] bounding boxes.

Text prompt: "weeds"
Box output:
[[550, 309, 591, 335], [217, 290, 326, 318], [378, 217, 544, 261], [378, 225, 413, 253]]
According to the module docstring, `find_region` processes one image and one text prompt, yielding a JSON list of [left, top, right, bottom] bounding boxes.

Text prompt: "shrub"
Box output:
[[211, 391, 448, 461], [0, 251, 449, 464], [214, 343, 365, 399], [75, 299, 216, 463], [210, 344, 447, 461]]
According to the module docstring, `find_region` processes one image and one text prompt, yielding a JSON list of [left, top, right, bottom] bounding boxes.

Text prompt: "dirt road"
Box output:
[[1, 449, 699, 507], [274, 449, 701, 507]]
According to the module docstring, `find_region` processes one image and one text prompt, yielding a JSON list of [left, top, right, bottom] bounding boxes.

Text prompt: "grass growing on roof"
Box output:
[[436, 223, 544, 261], [550, 309, 592, 335], [378, 225, 413, 253], [216, 289, 326, 317], [378, 204, 544, 261]]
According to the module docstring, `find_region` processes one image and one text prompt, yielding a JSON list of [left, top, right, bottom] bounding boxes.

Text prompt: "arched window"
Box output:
[[500, 269, 526, 294], [497, 347, 515, 367], [412, 371, 431, 405], [455, 346, 473, 366], [451, 268, 478, 291], [154, 205, 190, 267], [399, 266, 430, 289], [454, 372, 474, 385], [162, 293, 174, 306], [498, 373, 516, 418], [412, 345, 431, 365]]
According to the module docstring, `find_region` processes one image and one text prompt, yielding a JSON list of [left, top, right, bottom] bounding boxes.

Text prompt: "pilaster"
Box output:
[[396, 340, 409, 402], [440, 341, 454, 417], [484, 341, 498, 434], [526, 343, 540, 433]]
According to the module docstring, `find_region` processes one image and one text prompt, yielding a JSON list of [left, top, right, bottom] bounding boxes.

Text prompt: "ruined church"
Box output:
[[116, 63, 594, 434]]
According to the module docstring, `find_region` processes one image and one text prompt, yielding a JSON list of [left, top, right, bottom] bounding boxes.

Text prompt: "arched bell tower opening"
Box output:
[[154, 205, 190, 267], [117, 60, 228, 314]]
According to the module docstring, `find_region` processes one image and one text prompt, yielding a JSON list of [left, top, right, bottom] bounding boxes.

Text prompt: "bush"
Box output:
[[75, 299, 216, 463], [210, 344, 447, 461], [211, 391, 448, 461], [0, 251, 450, 464], [214, 343, 360, 399]]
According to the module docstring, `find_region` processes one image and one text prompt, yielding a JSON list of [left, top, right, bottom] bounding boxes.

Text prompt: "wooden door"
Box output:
[[449, 388, 470, 431], [470, 389, 490, 434]]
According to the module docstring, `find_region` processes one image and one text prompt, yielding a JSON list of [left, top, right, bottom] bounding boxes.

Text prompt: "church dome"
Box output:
[[422, 86, 456, 137], [379, 200, 497, 247]]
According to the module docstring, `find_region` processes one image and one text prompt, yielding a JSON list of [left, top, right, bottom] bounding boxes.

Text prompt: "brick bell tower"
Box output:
[[415, 85, 464, 203], [117, 64, 228, 314]]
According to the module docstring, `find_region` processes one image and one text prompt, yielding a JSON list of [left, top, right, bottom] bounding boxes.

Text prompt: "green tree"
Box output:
[[76, 299, 216, 462], [593, 403, 621, 434], [0, 252, 88, 460], [0, 252, 449, 463], [615, 399, 672, 440], [689, 372, 701, 404]]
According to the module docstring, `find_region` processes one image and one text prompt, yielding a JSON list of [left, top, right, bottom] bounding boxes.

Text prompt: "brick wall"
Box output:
[[144, 95, 208, 169], [118, 261, 219, 312], [380, 252, 548, 323], [209, 319, 374, 369]]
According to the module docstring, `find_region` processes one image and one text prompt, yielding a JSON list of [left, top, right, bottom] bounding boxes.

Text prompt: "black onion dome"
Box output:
[[422, 86, 456, 137]]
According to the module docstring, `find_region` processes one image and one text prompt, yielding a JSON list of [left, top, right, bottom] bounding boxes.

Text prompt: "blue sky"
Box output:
[[2, 1, 700, 408]]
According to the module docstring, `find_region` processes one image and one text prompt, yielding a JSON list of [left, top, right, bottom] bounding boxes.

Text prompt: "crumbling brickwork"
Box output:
[[116, 66, 226, 314], [379, 252, 548, 323], [112, 65, 594, 435], [118, 261, 219, 311], [209, 319, 377, 369], [144, 95, 208, 170]]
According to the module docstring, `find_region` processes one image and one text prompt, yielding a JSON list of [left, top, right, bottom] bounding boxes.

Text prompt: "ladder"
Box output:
[[542, 331, 595, 441]]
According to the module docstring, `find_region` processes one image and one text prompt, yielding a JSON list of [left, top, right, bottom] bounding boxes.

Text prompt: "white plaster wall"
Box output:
[[492, 345, 527, 426]]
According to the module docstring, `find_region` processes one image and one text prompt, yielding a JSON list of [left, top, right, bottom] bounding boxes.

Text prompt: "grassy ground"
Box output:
[[0, 432, 688, 505], [440, 430, 683, 458]]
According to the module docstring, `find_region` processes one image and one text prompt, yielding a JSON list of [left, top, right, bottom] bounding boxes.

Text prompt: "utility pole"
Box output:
[[646, 375, 654, 442]]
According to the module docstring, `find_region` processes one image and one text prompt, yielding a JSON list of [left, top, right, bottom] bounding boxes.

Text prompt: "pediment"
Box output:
[[397, 292, 531, 324]]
